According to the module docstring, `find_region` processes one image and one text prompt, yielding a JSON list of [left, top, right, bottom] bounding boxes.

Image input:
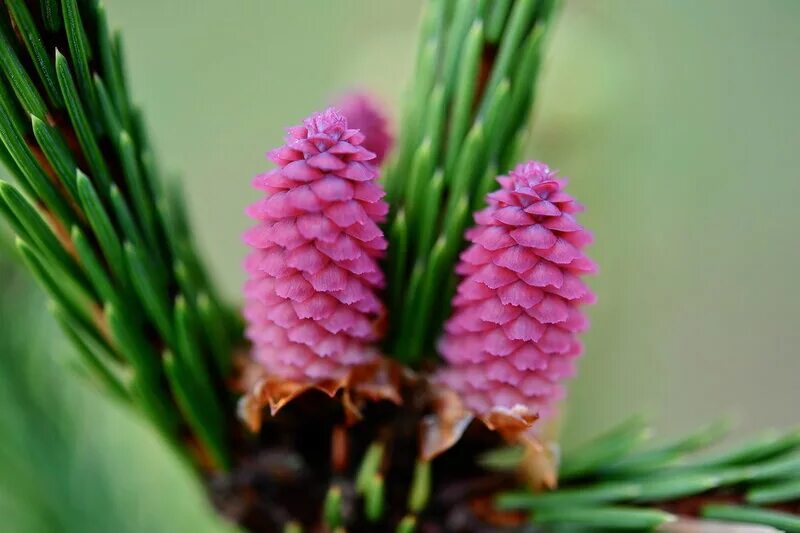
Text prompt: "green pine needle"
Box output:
[[356, 442, 385, 494], [40, 0, 61, 32], [444, 20, 483, 173], [533, 505, 676, 530], [62, 0, 99, 122], [396, 515, 417, 533], [30, 115, 80, 203], [164, 350, 229, 470], [76, 171, 126, 280], [125, 241, 174, 345], [5, 0, 62, 106], [408, 460, 432, 513], [365, 474, 386, 522], [0, 26, 48, 119], [702, 505, 800, 532], [55, 50, 112, 190], [323, 485, 344, 529], [71, 225, 118, 307]]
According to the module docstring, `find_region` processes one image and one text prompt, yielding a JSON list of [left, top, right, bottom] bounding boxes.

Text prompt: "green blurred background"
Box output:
[[2, 0, 799, 451]]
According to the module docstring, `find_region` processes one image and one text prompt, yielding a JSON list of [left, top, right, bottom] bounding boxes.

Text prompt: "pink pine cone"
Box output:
[[336, 92, 393, 166], [243, 108, 389, 382], [437, 161, 596, 419]]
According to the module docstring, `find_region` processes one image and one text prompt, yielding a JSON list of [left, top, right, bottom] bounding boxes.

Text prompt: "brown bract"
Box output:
[[422, 385, 558, 490], [237, 357, 406, 432], [236, 354, 558, 490]]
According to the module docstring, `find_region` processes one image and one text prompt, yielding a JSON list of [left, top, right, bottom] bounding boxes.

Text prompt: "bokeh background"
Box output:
[[1, 0, 798, 453]]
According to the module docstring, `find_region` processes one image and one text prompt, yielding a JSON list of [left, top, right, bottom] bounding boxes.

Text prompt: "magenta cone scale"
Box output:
[[437, 161, 596, 419], [337, 92, 394, 166], [243, 108, 389, 382]]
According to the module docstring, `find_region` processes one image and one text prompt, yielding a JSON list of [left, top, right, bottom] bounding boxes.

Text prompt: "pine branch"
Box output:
[[494, 419, 800, 530], [0, 0, 239, 471], [382, 0, 558, 363]]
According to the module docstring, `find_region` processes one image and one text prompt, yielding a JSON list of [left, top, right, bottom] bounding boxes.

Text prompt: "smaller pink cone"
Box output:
[[336, 91, 394, 166]]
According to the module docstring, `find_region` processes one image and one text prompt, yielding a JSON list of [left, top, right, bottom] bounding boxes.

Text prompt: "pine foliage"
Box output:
[[383, 0, 557, 363], [495, 418, 800, 530], [0, 0, 240, 470]]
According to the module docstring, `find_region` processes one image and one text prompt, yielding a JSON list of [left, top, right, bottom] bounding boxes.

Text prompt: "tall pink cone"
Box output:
[[437, 161, 595, 421], [336, 92, 393, 166], [243, 108, 389, 383]]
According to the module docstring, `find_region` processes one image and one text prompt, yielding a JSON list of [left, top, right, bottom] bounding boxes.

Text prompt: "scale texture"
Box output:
[[243, 109, 389, 381], [438, 161, 596, 418]]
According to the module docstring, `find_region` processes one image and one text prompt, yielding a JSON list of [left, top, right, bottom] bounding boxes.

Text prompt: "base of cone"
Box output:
[[215, 363, 523, 531], [237, 357, 406, 432]]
